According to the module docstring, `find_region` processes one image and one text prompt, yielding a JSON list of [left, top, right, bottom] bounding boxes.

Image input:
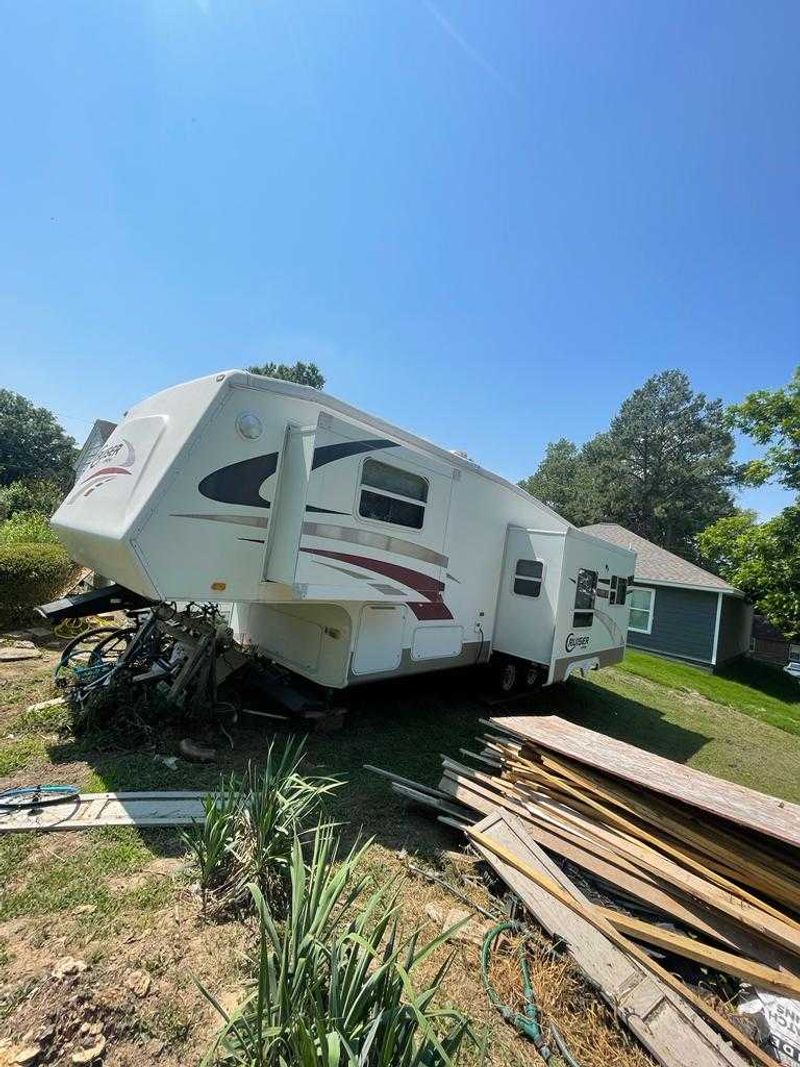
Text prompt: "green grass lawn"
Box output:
[[618, 649, 800, 736], [2, 647, 800, 1065]]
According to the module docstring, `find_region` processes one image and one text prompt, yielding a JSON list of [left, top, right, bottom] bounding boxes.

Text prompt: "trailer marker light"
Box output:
[[211, 581, 227, 591], [236, 412, 263, 440]]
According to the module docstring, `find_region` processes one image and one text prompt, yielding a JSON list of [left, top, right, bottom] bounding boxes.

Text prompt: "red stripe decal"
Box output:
[[79, 466, 133, 485], [407, 601, 454, 621], [300, 548, 453, 620]]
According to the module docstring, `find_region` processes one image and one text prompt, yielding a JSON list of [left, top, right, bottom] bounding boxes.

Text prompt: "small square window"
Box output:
[[514, 559, 543, 598], [610, 576, 628, 606]]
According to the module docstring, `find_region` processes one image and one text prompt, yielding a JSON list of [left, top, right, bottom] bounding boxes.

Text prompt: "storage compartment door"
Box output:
[[352, 605, 406, 675]]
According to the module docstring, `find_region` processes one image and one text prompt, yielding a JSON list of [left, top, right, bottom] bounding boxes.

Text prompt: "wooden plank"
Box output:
[[507, 761, 800, 935], [364, 765, 453, 799], [491, 714, 800, 850], [470, 812, 773, 1067], [512, 787, 800, 955], [390, 783, 474, 821], [0, 791, 209, 831], [439, 774, 800, 969], [537, 752, 800, 910], [598, 909, 800, 999]]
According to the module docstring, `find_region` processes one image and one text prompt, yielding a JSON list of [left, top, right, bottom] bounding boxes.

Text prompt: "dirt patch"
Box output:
[[0, 902, 245, 1067]]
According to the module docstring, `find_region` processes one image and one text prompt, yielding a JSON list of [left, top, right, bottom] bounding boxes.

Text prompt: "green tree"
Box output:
[[519, 438, 601, 526], [698, 366, 800, 639], [246, 361, 326, 388], [0, 478, 64, 521], [520, 371, 736, 555], [0, 390, 76, 490], [698, 507, 800, 640], [728, 366, 800, 492], [590, 370, 736, 555]]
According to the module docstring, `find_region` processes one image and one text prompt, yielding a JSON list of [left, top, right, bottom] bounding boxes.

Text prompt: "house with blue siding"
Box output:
[[581, 523, 753, 670]]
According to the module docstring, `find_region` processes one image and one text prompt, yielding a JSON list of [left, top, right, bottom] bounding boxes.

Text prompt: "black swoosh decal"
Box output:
[[198, 453, 279, 508], [311, 439, 397, 470], [197, 439, 395, 509]]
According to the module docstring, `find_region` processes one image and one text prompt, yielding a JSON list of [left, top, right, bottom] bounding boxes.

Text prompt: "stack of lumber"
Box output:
[[368, 715, 800, 1067]]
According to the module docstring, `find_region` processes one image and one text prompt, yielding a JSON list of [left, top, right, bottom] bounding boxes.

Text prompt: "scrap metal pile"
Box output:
[[371, 715, 800, 1067]]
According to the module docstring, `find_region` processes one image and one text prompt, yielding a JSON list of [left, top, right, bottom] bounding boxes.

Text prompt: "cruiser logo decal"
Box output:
[[565, 632, 591, 653], [68, 439, 136, 501]]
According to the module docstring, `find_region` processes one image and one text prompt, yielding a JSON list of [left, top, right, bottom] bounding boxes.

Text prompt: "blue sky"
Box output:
[[1, 1, 797, 518]]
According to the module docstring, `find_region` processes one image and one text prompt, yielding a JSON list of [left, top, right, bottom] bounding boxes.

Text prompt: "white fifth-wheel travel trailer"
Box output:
[[52, 371, 636, 692]]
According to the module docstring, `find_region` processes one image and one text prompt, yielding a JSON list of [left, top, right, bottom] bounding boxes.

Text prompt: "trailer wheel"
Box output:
[[496, 659, 519, 694], [524, 664, 543, 690]]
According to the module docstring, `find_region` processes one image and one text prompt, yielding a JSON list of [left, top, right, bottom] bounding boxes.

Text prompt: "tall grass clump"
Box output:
[[183, 737, 340, 913], [201, 827, 478, 1066]]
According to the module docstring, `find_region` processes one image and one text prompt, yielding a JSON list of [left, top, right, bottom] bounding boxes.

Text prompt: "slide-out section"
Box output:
[[493, 526, 564, 670]]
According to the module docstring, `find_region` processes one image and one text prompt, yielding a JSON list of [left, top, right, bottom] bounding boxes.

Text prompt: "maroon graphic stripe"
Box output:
[[300, 548, 453, 620], [78, 466, 133, 485]]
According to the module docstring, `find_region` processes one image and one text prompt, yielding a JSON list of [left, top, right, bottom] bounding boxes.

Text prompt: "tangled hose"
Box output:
[[480, 920, 582, 1066]]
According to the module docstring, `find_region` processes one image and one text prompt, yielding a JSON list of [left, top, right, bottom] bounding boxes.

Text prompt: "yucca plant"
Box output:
[[183, 736, 340, 914], [182, 775, 240, 910], [201, 827, 479, 1066]]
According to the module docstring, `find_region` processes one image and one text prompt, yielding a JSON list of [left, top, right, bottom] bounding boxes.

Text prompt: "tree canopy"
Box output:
[[728, 366, 800, 493], [0, 390, 76, 490], [520, 370, 736, 556], [519, 438, 600, 526], [246, 361, 326, 389]]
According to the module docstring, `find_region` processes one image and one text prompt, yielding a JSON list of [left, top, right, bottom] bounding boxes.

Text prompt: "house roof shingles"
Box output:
[[580, 522, 741, 595]]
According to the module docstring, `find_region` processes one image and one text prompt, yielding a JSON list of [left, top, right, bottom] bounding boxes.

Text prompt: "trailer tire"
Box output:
[[524, 664, 544, 690], [495, 658, 519, 694]]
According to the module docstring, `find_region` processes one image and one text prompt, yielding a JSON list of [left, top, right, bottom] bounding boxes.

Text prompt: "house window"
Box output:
[[628, 587, 655, 634], [610, 576, 628, 606], [573, 568, 597, 627], [514, 559, 543, 598], [358, 458, 428, 530]]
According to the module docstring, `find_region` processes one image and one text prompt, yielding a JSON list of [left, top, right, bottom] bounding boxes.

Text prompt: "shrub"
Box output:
[[202, 828, 477, 1066], [0, 542, 79, 622], [0, 478, 63, 521], [0, 511, 59, 545]]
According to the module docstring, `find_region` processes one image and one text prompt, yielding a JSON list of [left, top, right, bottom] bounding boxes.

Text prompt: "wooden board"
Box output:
[[471, 811, 754, 1067], [598, 908, 800, 999], [0, 791, 208, 831], [491, 714, 800, 849], [439, 771, 800, 971]]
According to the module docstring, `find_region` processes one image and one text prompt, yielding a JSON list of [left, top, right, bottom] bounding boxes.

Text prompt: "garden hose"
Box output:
[[480, 920, 582, 1067]]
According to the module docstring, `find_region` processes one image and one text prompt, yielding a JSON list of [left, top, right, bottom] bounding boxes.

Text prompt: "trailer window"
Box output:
[[514, 559, 543, 597], [573, 568, 597, 628], [610, 576, 628, 605], [358, 459, 427, 530]]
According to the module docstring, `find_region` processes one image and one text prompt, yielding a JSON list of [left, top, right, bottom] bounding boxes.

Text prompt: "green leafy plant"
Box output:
[[0, 542, 79, 624], [0, 510, 60, 545], [201, 827, 477, 1066], [183, 737, 340, 914]]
